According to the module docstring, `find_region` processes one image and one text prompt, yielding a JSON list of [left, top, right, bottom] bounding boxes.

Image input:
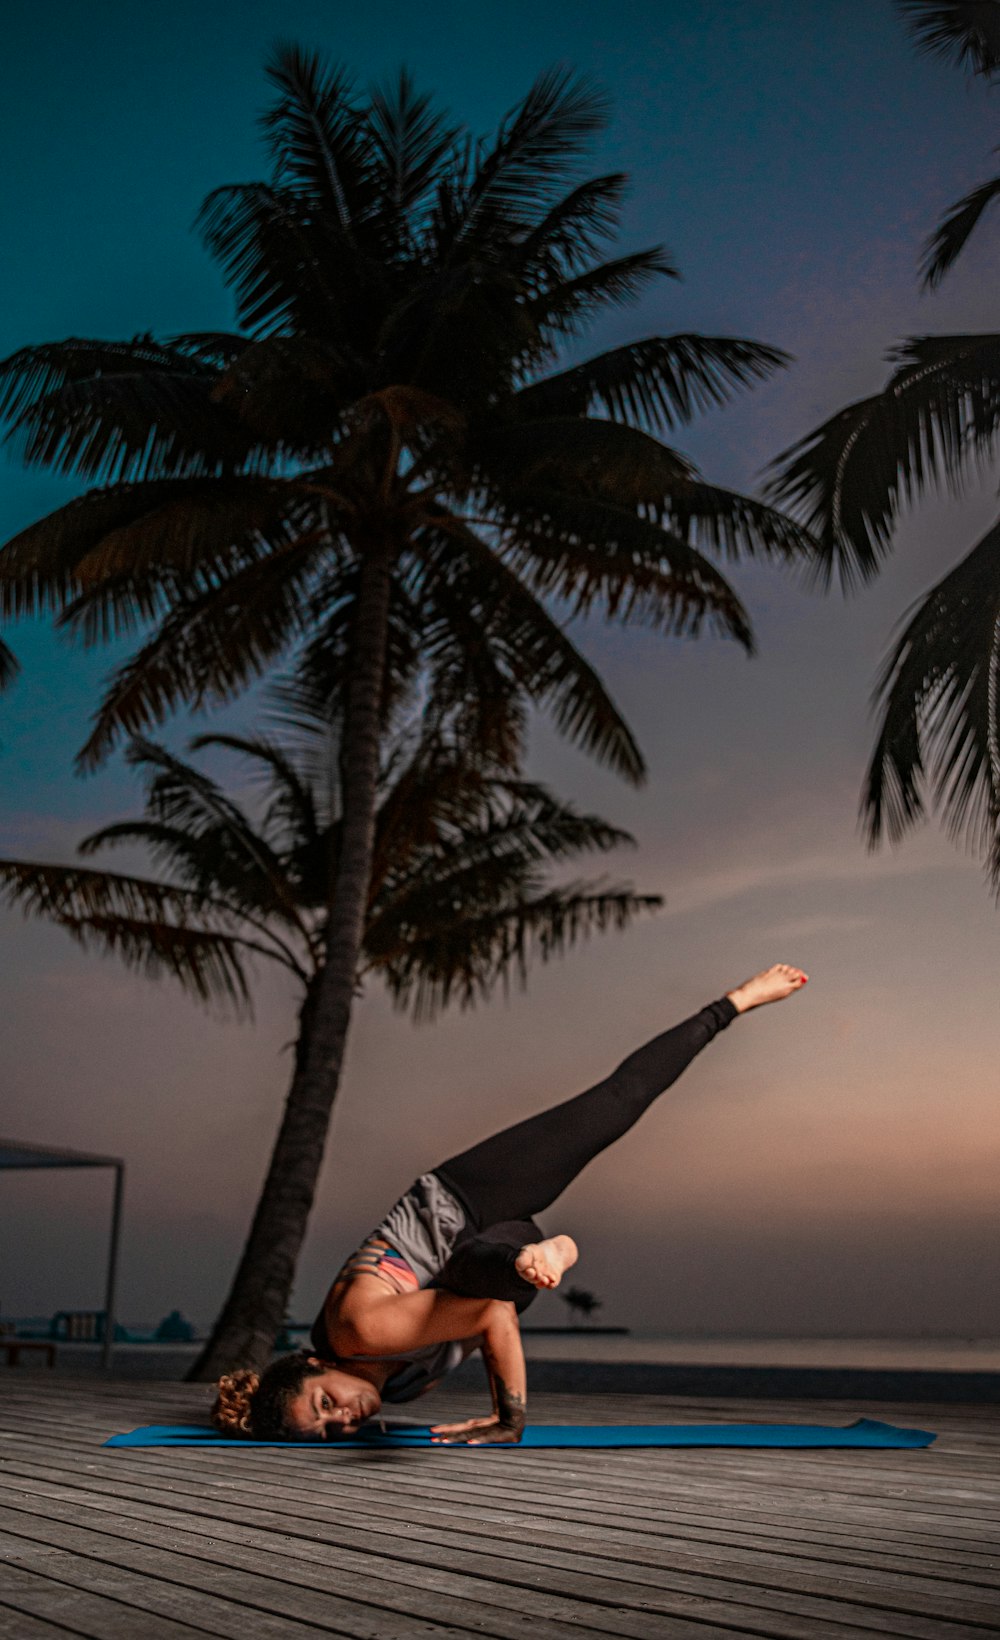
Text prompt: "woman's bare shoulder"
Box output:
[[324, 1273, 397, 1351]]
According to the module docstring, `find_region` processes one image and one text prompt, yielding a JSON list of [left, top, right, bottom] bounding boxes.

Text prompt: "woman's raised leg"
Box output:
[[436, 965, 807, 1233]]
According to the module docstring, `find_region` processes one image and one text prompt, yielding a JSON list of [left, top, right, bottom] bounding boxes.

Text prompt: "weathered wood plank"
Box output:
[[0, 1603, 87, 1640], [5, 1466, 1000, 1637], [0, 1526, 477, 1640], [0, 1497, 743, 1640], [0, 1561, 212, 1639], [5, 1464, 995, 1640]]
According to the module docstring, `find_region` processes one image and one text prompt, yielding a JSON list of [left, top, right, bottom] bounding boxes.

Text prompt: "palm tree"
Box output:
[[0, 50, 815, 1368], [0, 697, 661, 1375], [766, 1, 1000, 893], [562, 1285, 603, 1324]]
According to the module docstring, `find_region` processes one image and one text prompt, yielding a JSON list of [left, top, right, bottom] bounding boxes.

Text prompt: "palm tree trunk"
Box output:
[[188, 546, 393, 1381]]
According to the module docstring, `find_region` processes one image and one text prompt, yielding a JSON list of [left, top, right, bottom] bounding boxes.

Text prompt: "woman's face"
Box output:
[[285, 1359, 382, 1440]]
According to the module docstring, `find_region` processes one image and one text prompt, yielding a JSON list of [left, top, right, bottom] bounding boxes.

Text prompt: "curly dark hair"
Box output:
[[212, 1351, 328, 1440]]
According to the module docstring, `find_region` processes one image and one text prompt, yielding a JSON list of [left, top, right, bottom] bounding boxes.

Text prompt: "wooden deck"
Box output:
[[0, 1377, 997, 1639]]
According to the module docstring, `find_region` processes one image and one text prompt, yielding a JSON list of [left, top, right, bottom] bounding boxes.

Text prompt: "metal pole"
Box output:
[[101, 1163, 125, 1372]]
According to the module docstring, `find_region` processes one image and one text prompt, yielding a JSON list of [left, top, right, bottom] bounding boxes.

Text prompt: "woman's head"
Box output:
[[212, 1352, 382, 1441]]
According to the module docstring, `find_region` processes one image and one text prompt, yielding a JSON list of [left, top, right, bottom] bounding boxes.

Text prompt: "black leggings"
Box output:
[[433, 997, 737, 1309]]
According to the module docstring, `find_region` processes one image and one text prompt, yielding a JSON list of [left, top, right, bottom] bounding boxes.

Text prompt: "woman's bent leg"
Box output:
[[436, 1220, 544, 1312], [436, 997, 737, 1228]]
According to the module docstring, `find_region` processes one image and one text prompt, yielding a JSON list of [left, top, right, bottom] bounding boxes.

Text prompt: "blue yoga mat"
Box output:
[[105, 1417, 935, 1449]]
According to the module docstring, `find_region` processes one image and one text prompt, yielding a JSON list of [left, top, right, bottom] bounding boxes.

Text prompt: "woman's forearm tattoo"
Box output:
[[492, 1370, 527, 1432], [484, 1339, 527, 1432]]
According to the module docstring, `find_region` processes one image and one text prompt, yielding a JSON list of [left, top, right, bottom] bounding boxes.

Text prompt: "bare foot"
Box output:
[[726, 963, 808, 1014], [515, 1234, 578, 1291]]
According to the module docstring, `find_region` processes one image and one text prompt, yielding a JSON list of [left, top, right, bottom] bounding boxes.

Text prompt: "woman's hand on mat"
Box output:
[[430, 1415, 524, 1445], [429, 1415, 497, 1439]]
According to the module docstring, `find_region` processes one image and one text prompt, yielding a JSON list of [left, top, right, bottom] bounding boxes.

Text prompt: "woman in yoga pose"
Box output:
[[214, 963, 807, 1443]]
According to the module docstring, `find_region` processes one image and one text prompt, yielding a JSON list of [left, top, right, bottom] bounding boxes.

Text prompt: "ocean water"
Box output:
[[16, 1333, 1000, 1377], [519, 1334, 1000, 1371]]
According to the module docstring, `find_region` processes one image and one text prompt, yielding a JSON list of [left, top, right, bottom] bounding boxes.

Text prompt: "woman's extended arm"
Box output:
[[432, 1300, 526, 1445]]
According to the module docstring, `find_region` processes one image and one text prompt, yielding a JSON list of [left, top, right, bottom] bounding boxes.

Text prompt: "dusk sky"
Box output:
[[2, 0, 997, 1339]]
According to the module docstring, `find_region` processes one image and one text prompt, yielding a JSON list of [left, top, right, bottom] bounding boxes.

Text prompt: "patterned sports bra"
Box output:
[[334, 1234, 420, 1295]]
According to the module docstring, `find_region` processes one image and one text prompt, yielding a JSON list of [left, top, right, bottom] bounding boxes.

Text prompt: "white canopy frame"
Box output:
[[1, 1139, 125, 1370]]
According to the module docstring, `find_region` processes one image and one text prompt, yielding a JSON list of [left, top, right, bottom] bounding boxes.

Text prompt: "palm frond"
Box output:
[[64, 916, 258, 1013], [0, 476, 309, 627], [896, 0, 1000, 76], [167, 332, 254, 368], [369, 729, 557, 876], [80, 814, 312, 954], [365, 736, 469, 895], [395, 549, 532, 770], [188, 730, 322, 851], [0, 484, 144, 618], [477, 414, 695, 502], [204, 47, 394, 341], [510, 173, 628, 285], [416, 516, 649, 781], [765, 333, 1000, 589], [0, 858, 255, 1013], [375, 821, 542, 930], [920, 170, 1000, 287], [195, 182, 349, 338], [764, 395, 898, 589], [119, 736, 260, 836], [361, 712, 663, 1017], [478, 490, 755, 645], [261, 44, 374, 229], [366, 68, 461, 226], [371, 257, 543, 407], [66, 478, 315, 592], [478, 416, 813, 564], [371, 883, 661, 1021], [517, 335, 790, 431], [0, 335, 210, 422], [0, 635, 18, 689], [666, 480, 818, 564], [75, 540, 323, 769], [440, 66, 611, 255], [526, 249, 678, 345], [464, 777, 634, 863], [79, 814, 230, 881], [98, 737, 313, 940], [6, 368, 259, 486], [862, 514, 1000, 892], [373, 762, 635, 908], [0, 335, 270, 484]]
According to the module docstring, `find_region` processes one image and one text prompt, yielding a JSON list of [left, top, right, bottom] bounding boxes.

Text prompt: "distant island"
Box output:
[[521, 1325, 630, 1335]]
